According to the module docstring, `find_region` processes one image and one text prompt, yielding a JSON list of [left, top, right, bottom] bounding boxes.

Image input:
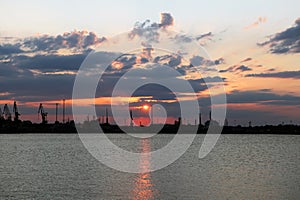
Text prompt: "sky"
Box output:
[[0, 0, 300, 125]]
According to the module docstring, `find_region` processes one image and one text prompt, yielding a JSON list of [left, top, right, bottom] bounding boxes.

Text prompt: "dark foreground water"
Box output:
[[0, 134, 299, 200]]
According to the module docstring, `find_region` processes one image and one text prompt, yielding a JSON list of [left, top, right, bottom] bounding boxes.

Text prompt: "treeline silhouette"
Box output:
[[1, 117, 300, 134]]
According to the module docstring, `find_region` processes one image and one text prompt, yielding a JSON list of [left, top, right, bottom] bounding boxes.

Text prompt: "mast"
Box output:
[[62, 99, 65, 123], [105, 108, 108, 124]]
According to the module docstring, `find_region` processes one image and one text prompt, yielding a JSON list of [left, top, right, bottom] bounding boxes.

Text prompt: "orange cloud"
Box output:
[[111, 60, 124, 70], [245, 17, 267, 29]]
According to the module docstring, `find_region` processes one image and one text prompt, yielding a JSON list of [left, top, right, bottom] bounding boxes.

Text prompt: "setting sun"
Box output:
[[143, 105, 150, 110]]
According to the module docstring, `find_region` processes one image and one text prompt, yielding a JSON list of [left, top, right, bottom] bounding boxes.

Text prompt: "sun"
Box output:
[[143, 105, 150, 110]]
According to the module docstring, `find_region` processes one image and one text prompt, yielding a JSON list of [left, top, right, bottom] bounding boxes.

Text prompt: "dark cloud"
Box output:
[[227, 89, 300, 106], [0, 62, 28, 78], [128, 20, 160, 45], [190, 56, 224, 67], [219, 65, 252, 73], [96, 60, 226, 99], [133, 84, 177, 100], [214, 58, 225, 65], [153, 54, 172, 63], [236, 65, 252, 72], [0, 31, 106, 55], [168, 56, 181, 67], [195, 32, 212, 40], [0, 44, 23, 55], [219, 69, 230, 73], [0, 49, 205, 101], [175, 64, 191, 75], [173, 34, 193, 43], [0, 46, 216, 105], [0, 74, 76, 102], [159, 13, 174, 28], [0, 51, 121, 101], [245, 70, 300, 79], [95, 73, 212, 100], [173, 32, 212, 44], [12, 54, 87, 71], [153, 54, 182, 67], [107, 52, 184, 74], [259, 17, 300, 54], [188, 77, 226, 89], [267, 68, 276, 72], [203, 76, 226, 83], [190, 56, 204, 66], [128, 13, 174, 47], [3, 51, 119, 74], [23, 31, 106, 52]]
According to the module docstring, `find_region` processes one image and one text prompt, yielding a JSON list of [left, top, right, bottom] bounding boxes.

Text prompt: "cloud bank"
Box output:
[[259, 17, 300, 54], [246, 70, 300, 79]]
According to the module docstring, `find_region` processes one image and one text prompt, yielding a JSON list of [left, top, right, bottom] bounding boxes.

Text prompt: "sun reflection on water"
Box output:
[[132, 139, 157, 200]]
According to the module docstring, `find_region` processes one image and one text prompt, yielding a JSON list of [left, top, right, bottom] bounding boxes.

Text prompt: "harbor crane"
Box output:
[[13, 101, 21, 122], [38, 103, 48, 124], [3, 104, 12, 121]]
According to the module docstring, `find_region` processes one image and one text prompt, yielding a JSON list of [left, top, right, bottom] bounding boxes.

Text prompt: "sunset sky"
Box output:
[[0, 0, 300, 125]]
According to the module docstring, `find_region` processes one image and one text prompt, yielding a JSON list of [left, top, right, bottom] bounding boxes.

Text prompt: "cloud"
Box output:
[[0, 44, 23, 55], [193, 76, 226, 83], [236, 65, 252, 72], [106, 53, 138, 73], [190, 55, 224, 67], [195, 32, 212, 40], [227, 89, 300, 106], [128, 13, 174, 47], [23, 30, 106, 52], [0, 51, 121, 101], [107, 51, 184, 74], [259, 17, 300, 54], [11, 54, 87, 72], [245, 17, 267, 29], [159, 13, 174, 28], [0, 73, 76, 102], [0, 46, 214, 102], [219, 65, 252, 73], [0, 30, 106, 55], [131, 84, 177, 100], [152, 54, 182, 68], [267, 68, 276, 72], [167, 55, 181, 67], [128, 20, 160, 45], [190, 55, 204, 66], [96, 70, 214, 100], [214, 58, 225, 65], [173, 34, 193, 43], [241, 57, 252, 62], [245, 70, 300, 79], [173, 32, 212, 44]]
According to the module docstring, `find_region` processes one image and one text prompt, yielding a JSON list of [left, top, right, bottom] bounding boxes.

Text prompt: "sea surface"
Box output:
[[0, 134, 299, 200]]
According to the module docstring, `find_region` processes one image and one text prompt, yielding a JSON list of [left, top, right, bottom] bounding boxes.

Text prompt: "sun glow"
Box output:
[[143, 105, 150, 110]]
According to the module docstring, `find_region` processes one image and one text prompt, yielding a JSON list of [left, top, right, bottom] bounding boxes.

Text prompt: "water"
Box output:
[[0, 134, 299, 200]]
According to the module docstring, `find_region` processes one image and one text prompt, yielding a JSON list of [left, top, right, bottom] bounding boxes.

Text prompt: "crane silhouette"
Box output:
[[3, 104, 12, 121], [13, 101, 21, 122], [38, 103, 48, 124]]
